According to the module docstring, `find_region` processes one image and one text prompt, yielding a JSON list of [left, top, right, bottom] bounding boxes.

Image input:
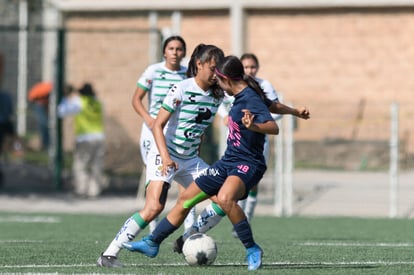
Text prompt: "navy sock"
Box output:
[[151, 217, 178, 244], [233, 219, 255, 248]]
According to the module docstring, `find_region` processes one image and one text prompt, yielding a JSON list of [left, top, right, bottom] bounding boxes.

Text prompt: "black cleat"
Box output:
[[173, 235, 184, 254], [96, 253, 123, 268]]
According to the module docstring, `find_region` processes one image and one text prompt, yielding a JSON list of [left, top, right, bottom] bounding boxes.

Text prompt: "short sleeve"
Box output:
[[136, 64, 156, 92], [161, 83, 183, 113]]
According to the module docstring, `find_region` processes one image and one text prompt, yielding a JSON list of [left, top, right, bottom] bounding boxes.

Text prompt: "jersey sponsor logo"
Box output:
[[198, 168, 220, 177], [169, 84, 178, 93], [195, 108, 212, 123], [188, 94, 196, 103]]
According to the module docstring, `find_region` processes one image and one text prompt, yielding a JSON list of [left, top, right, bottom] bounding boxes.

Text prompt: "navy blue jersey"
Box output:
[[221, 87, 274, 166]]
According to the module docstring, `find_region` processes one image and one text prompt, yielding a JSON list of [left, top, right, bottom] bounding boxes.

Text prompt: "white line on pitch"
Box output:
[[2, 261, 414, 269], [0, 215, 61, 223], [0, 240, 44, 243], [299, 241, 414, 247]]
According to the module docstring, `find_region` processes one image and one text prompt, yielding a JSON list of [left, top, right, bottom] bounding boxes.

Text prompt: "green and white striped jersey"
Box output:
[[137, 62, 187, 118], [162, 78, 223, 159]]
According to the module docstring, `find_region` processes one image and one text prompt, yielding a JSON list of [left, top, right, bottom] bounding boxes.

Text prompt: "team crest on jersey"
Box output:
[[173, 98, 181, 107]]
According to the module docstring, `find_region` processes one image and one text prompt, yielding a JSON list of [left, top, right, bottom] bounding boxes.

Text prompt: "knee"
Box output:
[[142, 203, 164, 220], [216, 194, 236, 213]]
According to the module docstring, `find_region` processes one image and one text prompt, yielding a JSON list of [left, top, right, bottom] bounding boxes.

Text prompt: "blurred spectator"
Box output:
[[0, 53, 23, 187], [58, 83, 108, 197], [28, 81, 52, 151]]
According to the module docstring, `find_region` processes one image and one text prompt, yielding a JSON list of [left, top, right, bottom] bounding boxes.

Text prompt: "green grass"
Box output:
[[0, 213, 413, 274]]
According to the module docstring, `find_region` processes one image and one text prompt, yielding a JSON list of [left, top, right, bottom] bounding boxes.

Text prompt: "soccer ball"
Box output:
[[182, 233, 217, 266]]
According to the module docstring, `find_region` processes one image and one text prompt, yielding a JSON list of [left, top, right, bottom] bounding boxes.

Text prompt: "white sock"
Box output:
[[183, 202, 225, 240], [238, 199, 247, 210], [244, 195, 257, 222], [184, 207, 196, 232], [149, 216, 159, 234], [103, 216, 141, 257]]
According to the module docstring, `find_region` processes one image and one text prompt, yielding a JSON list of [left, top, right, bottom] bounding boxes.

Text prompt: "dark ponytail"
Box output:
[[216, 55, 268, 102], [186, 44, 225, 99]]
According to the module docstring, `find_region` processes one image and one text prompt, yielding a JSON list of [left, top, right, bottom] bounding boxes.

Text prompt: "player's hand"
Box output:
[[162, 158, 178, 176], [241, 109, 255, 129], [145, 117, 155, 130], [146, 117, 156, 129], [297, 107, 310, 120]]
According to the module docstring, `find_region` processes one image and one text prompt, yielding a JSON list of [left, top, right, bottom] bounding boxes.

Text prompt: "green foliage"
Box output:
[[0, 213, 413, 274]]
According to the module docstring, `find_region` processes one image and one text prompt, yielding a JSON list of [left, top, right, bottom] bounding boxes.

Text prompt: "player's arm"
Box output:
[[268, 101, 310, 120], [132, 86, 155, 128], [57, 94, 82, 118], [152, 107, 178, 175], [241, 109, 279, 135]]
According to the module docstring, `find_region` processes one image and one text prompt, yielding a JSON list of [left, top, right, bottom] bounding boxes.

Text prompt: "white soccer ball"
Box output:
[[182, 233, 217, 266]]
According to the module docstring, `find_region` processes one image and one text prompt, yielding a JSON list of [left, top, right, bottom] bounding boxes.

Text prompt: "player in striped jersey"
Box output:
[[97, 36, 187, 268], [97, 43, 225, 268], [132, 36, 187, 169], [132, 35, 188, 235]]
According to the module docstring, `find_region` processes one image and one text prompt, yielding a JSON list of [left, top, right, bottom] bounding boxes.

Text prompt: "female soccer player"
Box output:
[[97, 35, 187, 267], [221, 53, 281, 229], [122, 55, 281, 271], [131, 35, 189, 234], [175, 53, 310, 246], [97, 43, 225, 268]]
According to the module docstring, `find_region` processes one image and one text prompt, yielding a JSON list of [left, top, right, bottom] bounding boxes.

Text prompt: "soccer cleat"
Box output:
[[122, 235, 159, 258], [246, 244, 263, 271], [173, 235, 184, 254], [96, 253, 123, 268]]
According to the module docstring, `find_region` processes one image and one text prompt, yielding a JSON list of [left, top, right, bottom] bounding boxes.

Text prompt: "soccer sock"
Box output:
[[103, 213, 146, 257], [237, 198, 246, 210], [149, 216, 159, 234], [151, 217, 178, 244], [233, 218, 255, 249], [183, 207, 196, 232], [244, 191, 258, 222], [185, 202, 225, 240]]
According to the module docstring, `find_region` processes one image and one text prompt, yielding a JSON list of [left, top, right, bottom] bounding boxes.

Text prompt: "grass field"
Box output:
[[0, 212, 413, 274]]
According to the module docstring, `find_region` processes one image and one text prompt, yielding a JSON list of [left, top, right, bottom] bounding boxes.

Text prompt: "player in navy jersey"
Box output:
[[122, 55, 281, 271], [177, 53, 310, 246], [97, 43, 225, 268]]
